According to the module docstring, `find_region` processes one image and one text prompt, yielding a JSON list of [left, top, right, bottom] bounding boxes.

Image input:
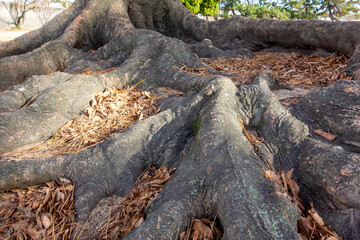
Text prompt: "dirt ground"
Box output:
[[0, 29, 32, 42]]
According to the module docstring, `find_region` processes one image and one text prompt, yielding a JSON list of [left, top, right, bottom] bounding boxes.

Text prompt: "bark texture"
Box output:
[[1, 0, 360, 239]]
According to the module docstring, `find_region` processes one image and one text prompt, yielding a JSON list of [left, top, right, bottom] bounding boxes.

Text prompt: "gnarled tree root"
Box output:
[[1, 0, 360, 239]]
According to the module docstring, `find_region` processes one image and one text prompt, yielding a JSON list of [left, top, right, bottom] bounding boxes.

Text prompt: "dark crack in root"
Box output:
[[179, 217, 223, 240]]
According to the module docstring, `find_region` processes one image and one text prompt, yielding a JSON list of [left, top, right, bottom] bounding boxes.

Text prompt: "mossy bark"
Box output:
[[1, 0, 360, 239]]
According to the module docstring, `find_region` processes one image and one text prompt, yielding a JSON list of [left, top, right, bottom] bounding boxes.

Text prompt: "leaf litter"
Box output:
[[1, 84, 160, 160], [0, 178, 75, 240], [313, 129, 336, 141], [173, 65, 213, 78], [95, 165, 175, 239], [265, 169, 342, 240], [179, 52, 350, 106], [179, 217, 223, 240], [0, 166, 175, 240], [203, 52, 350, 88]]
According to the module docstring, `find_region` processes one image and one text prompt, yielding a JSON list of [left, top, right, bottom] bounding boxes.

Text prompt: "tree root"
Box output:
[[1, 0, 360, 239]]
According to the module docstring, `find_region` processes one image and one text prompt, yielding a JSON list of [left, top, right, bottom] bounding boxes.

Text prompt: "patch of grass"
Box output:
[[10, 25, 22, 30], [193, 115, 201, 136]]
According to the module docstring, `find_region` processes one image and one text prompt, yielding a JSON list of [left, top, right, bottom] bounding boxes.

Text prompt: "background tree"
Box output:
[[317, 0, 360, 21], [0, 0, 360, 239], [2, 0, 37, 28], [222, 0, 238, 16], [200, 0, 221, 17], [281, 0, 319, 19], [181, 0, 203, 14], [34, 0, 56, 25], [54, 0, 72, 8], [237, 3, 291, 19], [220, 0, 359, 20], [181, 0, 221, 16]]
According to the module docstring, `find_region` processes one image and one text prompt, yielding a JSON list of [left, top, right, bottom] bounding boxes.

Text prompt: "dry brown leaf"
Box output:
[[180, 231, 186, 240], [27, 228, 41, 240], [41, 214, 51, 229], [1, 193, 17, 200], [0, 226, 8, 233], [134, 217, 144, 228], [340, 169, 352, 176], [175, 65, 213, 78], [298, 216, 314, 238], [193, 219, 214, 240], [298, 233, 309, 240], [344, 87, 356, 93], [285, 169, 301, 200], [314, 129, 336, 141], [265, 170, 282, 183], [157, 87, 185, 97], [309, 204, 325, 226], [180, 223, 193, 240], [326, 236, 341, 240], [180, 218, 223, 240]]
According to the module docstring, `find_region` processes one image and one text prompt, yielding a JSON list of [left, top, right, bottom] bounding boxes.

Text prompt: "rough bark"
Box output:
[[1, 0, 360, 239]]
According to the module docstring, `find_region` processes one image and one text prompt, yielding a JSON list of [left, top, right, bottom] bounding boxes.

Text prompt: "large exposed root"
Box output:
[[0, 41, 83, 90], [0, 0, 360, 239], [1, 85, 159, 160]]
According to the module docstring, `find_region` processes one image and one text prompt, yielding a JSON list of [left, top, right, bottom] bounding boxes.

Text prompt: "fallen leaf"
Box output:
[[326, 236, 341, 240], [134, 217, 144, 228], [41, 214, 51, 229], [298, 233, 308, 240], [27, 229, 41, 240], [180, 231, 186, 240], [344, 87, 356, 93], [285, 169, 301, 200], [265, 170, 282, 183], [314, 129, 336, 141], [298, 216, 314, 238], [193, 219, 213, 240], [309, 203, 325, 226], [1, 193, 17, 200], [340, 169, 352, 176], [58, 178, 71, 185]]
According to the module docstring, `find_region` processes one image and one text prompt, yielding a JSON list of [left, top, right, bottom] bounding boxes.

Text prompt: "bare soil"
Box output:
[[0, 29, 32, 42]]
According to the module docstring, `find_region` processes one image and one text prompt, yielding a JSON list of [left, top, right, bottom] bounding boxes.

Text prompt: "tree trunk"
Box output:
[[328, 6, 340, 22], [1, 0, 360, 239]]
